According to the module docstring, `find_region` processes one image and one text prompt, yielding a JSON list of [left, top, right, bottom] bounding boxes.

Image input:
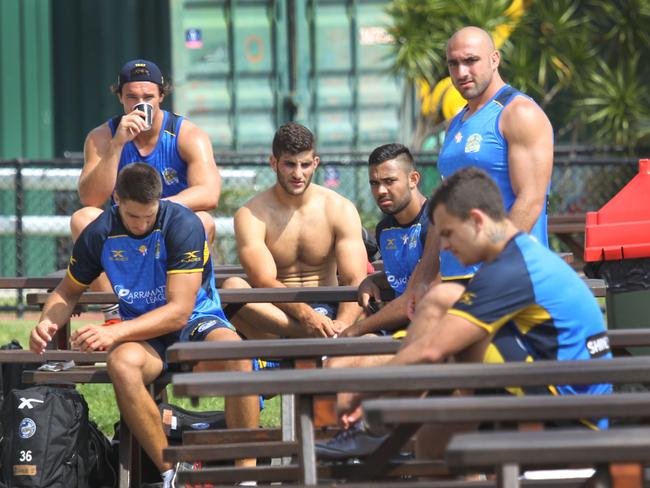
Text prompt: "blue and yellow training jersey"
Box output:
[[449, 232, 611, 428], [68, 200, 226, 322]]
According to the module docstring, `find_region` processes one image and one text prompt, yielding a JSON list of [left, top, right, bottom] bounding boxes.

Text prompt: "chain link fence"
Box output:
[[0, 148, 643, 307]]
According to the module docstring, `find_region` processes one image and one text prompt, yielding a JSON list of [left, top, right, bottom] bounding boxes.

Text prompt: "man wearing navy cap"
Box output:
[[70, 59, 221, 325]]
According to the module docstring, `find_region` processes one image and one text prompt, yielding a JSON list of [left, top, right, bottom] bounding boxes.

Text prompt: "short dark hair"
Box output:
[[114, 163, 162, 204], [272, 122, 315, 158], [428, 167, 505, 223], [368, 143, 415, 171]]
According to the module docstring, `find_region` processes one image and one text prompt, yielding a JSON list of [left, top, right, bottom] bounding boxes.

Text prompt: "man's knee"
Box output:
[[197, 327, 252, 373], [222, 276, 251, 289], [70, 207, 103, 241], [196, 211, 215, 242], [107, 342, 153, 382]]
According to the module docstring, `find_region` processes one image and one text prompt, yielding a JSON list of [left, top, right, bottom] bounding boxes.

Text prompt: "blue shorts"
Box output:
[[309, 302, 338, 318], [147, 314, 234, 371]]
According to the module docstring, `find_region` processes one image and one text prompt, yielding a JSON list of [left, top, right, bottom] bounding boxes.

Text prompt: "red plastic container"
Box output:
[[584, 159, 650, 262]]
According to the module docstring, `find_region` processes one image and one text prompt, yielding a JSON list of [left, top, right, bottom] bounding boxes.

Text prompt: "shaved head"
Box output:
[[447, 26, 495, 56], [446, 26, 502, 103]]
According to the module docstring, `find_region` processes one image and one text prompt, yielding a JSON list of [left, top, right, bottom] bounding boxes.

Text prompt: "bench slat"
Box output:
[[183, 428, 281, 444], [446, 426, 650, 469], [175, 460, 447, 484], [167, 336, 399, 363], [163, 441, 298, 462], [363, 392, 650, 429], [172, 357, 650, 398], [0, 350, 106, 363]]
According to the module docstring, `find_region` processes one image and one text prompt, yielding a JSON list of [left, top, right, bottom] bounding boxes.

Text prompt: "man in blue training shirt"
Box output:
[[30, 163, 258, 486], [336, 168, 611, 458], [340, 143, 438, 338], [403, 26, 555, 353], [70, 59, 221, 325]]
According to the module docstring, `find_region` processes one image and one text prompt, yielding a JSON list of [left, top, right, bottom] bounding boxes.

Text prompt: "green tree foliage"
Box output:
[[387, 0, 650, 148]]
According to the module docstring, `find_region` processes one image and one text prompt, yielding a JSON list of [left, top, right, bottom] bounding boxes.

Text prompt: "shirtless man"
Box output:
[[222, 122, 368, 338]]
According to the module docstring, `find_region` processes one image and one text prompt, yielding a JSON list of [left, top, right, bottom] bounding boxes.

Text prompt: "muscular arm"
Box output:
[[167, 120, 220, 211], [332, 199, 368, 326], [235, 206, 322, 324], [390, 312, 487, 366], [343, 229, 441, 336], [79, 125, 126, 207], [501, 97, 554, 233], [30, 275, 86, 352]]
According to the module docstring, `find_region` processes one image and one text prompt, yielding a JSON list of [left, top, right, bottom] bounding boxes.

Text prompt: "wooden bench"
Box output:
[[548, 213, 586, 261], [0, 265, 247, 348], [25, 278, 608, 309], [361, 392, 650, 485], [170, 356, 650, 485], [446, 426, 650, 488]]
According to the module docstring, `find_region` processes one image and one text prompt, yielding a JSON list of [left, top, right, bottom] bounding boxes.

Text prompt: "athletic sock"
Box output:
[[161, 468, 174, 488], [100, 304, 120, 322]]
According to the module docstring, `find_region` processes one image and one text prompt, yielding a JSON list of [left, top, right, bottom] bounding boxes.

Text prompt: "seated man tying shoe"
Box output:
[[318, 167, 611, 460], [29, 163, 258, 487]]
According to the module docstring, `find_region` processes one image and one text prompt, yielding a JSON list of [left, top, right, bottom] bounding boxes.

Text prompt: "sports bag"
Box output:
[[159, 403, 226, 443], [1, 386, 90, 488]]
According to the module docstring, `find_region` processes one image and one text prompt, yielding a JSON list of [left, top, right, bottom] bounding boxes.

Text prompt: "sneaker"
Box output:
[[169, 462, 213, 488], [315, 421, 388, 460], [101, 319, 121, 326]]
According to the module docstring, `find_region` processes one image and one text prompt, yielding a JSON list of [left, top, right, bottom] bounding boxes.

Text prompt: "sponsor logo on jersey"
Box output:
[[387, 274, 409, 289], [458, 291, 476, 306], [386, 238, 396, 250], [19, 418, 36, 439], [110, 249, 128, 261], [155, 241, 161, 259], [465, 133, 482, 153], [114, 284, 166, 305], [138, 245, 148, 256], [586, 331, 610, 358], [454, 132, 463, 143], [163, 167, 179, 185], [409, 232, 419, 249], [69, 256, 77, 266], [182, 250, 201, 263]]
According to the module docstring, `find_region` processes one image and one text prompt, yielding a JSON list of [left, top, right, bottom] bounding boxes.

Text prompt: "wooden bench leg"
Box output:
[[497, 462, 520, 488], [118, 417, 132, 488], [281, 393, 296, 465], [297, 394, 317, 485]]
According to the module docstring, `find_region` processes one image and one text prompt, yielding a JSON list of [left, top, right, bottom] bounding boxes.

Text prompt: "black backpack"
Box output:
[[1, 386, 90, 488]]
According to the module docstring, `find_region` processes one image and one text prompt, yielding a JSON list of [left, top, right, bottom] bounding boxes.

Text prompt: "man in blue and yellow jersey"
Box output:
[[337, 168, 611, 456], [70, 59, 221, 325], [340, 143, 438, 338], [30, 163, 258, 487]]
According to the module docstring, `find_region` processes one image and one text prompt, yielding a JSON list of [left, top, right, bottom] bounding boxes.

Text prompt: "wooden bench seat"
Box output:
[[171, 356, 650, 484], [547, 213, 586, 260], [360, 392, 650, 482], [363, 392, 650, 428], [446, 426, 650, 488]]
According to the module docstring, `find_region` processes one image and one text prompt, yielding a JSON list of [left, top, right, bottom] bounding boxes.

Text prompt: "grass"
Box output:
[[0, 318, 280, 436]]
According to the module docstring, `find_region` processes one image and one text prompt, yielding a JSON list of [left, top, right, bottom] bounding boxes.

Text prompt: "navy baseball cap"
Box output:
[[117, 59, 164, 90]]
